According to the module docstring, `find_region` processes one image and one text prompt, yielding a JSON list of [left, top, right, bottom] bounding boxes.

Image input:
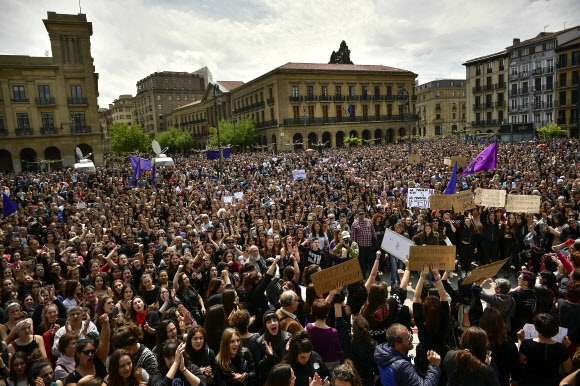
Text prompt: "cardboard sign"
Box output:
[[408, 154, 421, 165], [444, 158, 453, 166], [407, 188, 435, 208], [453, 190, 476, 212], [234, 192, 244, 199], [381, 228, 414, 262], [310, 258, 364, 296], [451, 156, 468, 168], [429, 194, 454, 210], [474, 188, 506, 208], [408, 246, 456, 270], [390, 160, 401, 167], [292, 169, 307, 181], [461, 258, 510, 285], [505, 194, 541, 213], [76, 202, 86, 209], [523, 323, 568, 344], [223, 196, 233, 204]]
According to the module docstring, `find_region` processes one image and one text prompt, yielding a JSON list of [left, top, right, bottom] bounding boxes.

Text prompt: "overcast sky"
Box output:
[[1, 0, 579, 107]]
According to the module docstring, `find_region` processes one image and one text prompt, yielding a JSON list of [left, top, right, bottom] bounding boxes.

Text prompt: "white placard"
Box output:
[[381, 228, 414, 262], [407, 188, 435, 208], [523, 323, 568, 344], [223, 196, 233, 204], [292, 169, 307, 181], [234, 192, 244, 199], [76, 202, 86, 209]]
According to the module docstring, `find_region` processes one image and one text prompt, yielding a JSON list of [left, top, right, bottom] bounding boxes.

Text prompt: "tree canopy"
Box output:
[[154, 128, 195, 153], [536, 122, 568, 138], [109, 122, 150, 154], [209, 118, 259, 149], [329, 40, 354, 64]]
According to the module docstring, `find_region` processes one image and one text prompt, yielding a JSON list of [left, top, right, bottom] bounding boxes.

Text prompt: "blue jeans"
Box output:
[[390, 254, 405, 286]]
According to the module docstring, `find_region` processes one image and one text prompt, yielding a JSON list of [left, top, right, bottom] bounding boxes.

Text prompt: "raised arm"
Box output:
[[364, 251, 381, 292], [95, 314, 110, 363], [399, 258, 411, 290], [413, 264, 429, 303], [430, 264, 447, 302], [173, 264, 184, 290]]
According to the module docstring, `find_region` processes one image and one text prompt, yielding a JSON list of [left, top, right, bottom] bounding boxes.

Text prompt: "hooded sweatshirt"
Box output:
[[374, 343, 440, 386]]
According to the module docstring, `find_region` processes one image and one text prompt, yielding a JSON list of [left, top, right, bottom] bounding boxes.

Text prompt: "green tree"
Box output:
[[343, 136, 361, 146], [209, 117, 259, 149], [536, 122, 568, 138], [109, 122, 150, 154], [329, 40, 354, 64], [155, 128, 195, 153]]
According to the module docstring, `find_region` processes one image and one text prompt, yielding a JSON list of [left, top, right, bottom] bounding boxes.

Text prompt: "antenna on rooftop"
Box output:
[[79, 0, 82, 13], [544, 25, 549, 32]]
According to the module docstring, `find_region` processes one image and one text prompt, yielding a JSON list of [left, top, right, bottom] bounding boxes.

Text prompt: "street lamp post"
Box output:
[[397, 87, 411, 154], [213, 84, 222, 177]]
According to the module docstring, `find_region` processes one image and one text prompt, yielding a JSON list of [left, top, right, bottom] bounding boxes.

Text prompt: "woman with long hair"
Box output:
[[126, 295, 160, 350], [6, 351, 28, 386], [221, 289, 241, 317], [256, 311, 293, 385], [214, 327, 256, 386], [479, 307, 520, 386], [111, 279, 124, 303], [63, 314, 110, 386], [412, 264, 450, 379], [154, 320, 179, 359], [282, 330, 329, 386], [184, 326, 217, 384], [139, 273, 160, 307], [106, 349, 146, 386], [149, 339, 204, 386], [517, 313, 572, 386], [411, 222, 439, 246], [264, 363, 295, 386], [62, 280, 82, 309], [110, 324, 158, 377], [91, 273, 112, 299], [204, 304, 228, 355], [174, 268, 206, 324], [334, 302, 377, 386], [243, 255, 280, 333], [330, 360, 364, 386], [457, 214, 478, 278], [116, 284, 137, 317], [442, 326, 498, 385]]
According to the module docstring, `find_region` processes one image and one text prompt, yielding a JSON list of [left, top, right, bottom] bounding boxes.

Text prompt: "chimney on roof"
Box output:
[[513, 38, 521, 45]]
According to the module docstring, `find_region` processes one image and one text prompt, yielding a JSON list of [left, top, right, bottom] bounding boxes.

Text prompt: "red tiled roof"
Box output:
[[217, 81, 244, 91], [277, 62, 412, 73]]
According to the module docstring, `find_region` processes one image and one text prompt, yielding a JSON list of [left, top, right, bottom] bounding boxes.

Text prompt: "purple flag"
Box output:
[[444, 162, 457, 194], [2, 193, 18, 219], [206, 148, 231, 160], [129, 156, 151, 171], [461, 142, 498, 177], [130, 156, 142, 186]]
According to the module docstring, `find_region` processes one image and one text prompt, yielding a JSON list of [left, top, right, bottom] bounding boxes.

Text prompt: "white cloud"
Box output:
[[0, 0, 578, 106]]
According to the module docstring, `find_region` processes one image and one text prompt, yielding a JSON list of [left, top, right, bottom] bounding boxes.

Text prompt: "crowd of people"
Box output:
[[0, 137, 580, 386]]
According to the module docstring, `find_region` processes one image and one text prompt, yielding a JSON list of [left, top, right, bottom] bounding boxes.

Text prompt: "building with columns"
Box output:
[[165, 62, 418, 150], [0, 12, 103, 172]]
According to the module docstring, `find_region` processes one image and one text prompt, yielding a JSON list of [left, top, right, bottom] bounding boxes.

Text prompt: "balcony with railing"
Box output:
[[484, 102, 494, 109], [484, 84, 494, 92], [255, 119, 278, 129], [532, 68, 543, 76], [15, 128, 34, 136], [333, 94, 345, 101], [0, 129, 8, 136], [556, 99, 568, 107], [509, 89, 518, 96], [319, 95, 331, 102], [508, 106, 518, 113], [544, 101, 554, 109], [435, 106, 441, 111], [68, 97, 88, 105], [385, 94, 396, 102], [266, 97, 274, 104], [473, 104, 484, 111], [472, 86, 483, 93], [347, 95, 359, 101], [495, 82, 506, 89], [372, 95, 382, 101], [289, 96, 301, 102], [519, 104, 530, 112], [487, 67, 493, 74], [69, 125, 92, 133], [520, 87, 529, 95], [508, 73, 519, 81], [11, 97, 29, 103], [532, 102, 543, 111], [40, 126, 58, 135], [476, 69, 482, 76], [282, 113, 419, 126], [471, 119, 498, 127], [495, 101, 506, 108], [499, 65, 505, 71], [304, 95, 316, 102], [360, 94, 371, 101], [519, 71, 529, 79], [544, 67, 554, 74], [35, 97, 56, 106]]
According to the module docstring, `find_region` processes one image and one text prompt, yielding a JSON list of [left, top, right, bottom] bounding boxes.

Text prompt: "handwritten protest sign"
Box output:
[[223, 196, 233, 204], [408, 154, 421, 165], [451, 156, 468, 168], [407, 188, 434, 208], [429, 194, 454, 210], [408, 246, 456, 270], [444, 158, 452, 166], [505, 194, 540, 213], [461, 258, 510, 285], [310, 258, 363, 295], [234, 192, 244, 200], [381, 228, 414, 262], [292, 169, 307, 181], [453, 190, 476, 212], [474, 188, 506, 208]]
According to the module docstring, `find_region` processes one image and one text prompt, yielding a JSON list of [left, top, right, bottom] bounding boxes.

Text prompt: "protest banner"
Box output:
[[461, 258, 510, 285], [453, 190, 476, 212], [451, 156, 468, 168], [407, 154, 421, 165], [505, 194, 541, 213], [408, 246, 456, 270], [474, 188, 506, 208], [292, 169, 307, 181], [234, 192, 244, 200], [381, 228, 414, 262], [429, 194, 454, 210], [407, 188, 434, 208], [310, 258, 363, 295]]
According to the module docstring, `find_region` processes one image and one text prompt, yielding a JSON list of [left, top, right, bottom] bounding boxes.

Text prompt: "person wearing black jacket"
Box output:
[[480, 209, 503, 266], [256, 311, 292, 385], [149, 339, 205, 386], [243, 255, 279, 333]]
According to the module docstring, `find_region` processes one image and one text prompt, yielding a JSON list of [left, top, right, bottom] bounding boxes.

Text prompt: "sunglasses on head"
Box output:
[[82, 349, 97, 355], [332, 369, 351, 378]]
